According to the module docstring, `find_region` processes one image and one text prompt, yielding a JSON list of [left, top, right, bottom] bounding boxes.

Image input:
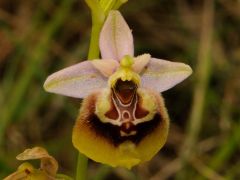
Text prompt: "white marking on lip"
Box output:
[[112, 88, 135, 107], [120, 130, 137, 137]]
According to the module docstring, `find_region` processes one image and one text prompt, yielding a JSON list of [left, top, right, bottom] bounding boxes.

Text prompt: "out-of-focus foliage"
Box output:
[[0, 0, 239, 179]]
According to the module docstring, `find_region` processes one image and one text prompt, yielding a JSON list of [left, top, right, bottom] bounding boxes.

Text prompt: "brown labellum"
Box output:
[[72, 78, 169, 168], [73, 78, 169, 146]]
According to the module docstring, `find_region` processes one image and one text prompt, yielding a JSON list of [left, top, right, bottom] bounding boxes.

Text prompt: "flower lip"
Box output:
[[85, 109, 162, 147], [41, 9, 193, 169]]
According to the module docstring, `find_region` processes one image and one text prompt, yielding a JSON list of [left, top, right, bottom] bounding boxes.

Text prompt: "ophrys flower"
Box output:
[[44, 10, 192, 169], [4, 147, 58, 180]]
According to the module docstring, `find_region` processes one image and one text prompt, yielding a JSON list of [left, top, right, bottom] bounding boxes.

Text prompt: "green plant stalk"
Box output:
[[99, 0, 116, 14], [75, 1, 129, 178], [75, 2, 127, 176], [88, 18, 105, 60], [76, 153, 89, 180], [75, 9, 105, 180]]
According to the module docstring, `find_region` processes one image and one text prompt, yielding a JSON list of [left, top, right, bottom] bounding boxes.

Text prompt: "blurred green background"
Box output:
[[0, 0, 240, 179]]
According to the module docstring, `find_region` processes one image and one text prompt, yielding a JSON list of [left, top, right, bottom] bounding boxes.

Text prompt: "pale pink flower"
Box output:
[[44, 10, 192, 169]]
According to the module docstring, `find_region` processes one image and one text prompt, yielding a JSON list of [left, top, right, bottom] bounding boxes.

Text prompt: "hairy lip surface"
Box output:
[[90, 113, 162, 147], [72, 89, 169, 168], [80, 87, 163, 146]]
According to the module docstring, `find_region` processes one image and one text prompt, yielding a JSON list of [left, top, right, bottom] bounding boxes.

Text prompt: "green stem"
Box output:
[[75, 8, 105, 180], [88, 18, 105, 60], [76, 153, 89, 180], [75, 1, 128, 178]]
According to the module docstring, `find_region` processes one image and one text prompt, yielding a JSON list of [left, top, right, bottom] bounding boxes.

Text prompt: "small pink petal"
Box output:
[[91, 59, 119, 77], [100, 10, 134, 61], [132, 54, 151, 73], [141, 58, 192, 92], [44, 61, 108, 98]]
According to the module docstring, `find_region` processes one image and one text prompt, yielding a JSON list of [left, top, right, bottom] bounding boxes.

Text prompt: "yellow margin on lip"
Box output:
[[72, 89, 169, 169]]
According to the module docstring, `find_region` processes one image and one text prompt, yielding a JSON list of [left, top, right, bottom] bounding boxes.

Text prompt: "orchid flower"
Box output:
[[44, 10, 192, 169], [4, 147, 58, 180]]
